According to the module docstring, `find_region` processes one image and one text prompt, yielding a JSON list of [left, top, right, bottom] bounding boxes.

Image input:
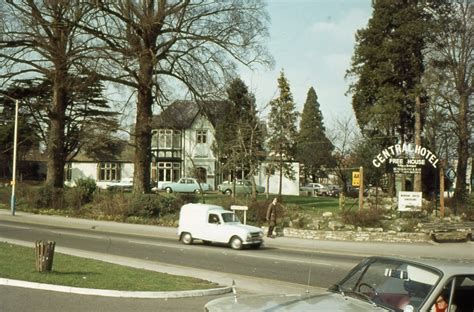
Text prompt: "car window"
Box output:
[[433, 275, 474, 312], [208, 214, 220, 224], [222, 212, 240, 223]]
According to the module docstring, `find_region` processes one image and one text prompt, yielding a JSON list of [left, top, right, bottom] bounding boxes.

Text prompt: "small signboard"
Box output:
[[445, 168, 456, 182], [352, 171, 360, 187], [231, 205, 248, 224], [398, 191, 422, 212]]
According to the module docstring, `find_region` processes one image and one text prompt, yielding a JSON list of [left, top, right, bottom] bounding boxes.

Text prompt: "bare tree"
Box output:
[[81, 0, 272, 193], [425, 1, 473, 204], [328, 116, 359, 195], [0, 1, 97, 205]]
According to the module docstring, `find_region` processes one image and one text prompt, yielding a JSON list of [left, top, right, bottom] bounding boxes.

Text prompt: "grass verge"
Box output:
[[0, 241, 217, 291]]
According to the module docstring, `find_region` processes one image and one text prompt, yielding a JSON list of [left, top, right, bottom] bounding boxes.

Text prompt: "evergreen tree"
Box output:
[[1, 77, 121, 163], [0, 96, 36, 179], [267, 71, 298, 197], [346, 0, 444, 194], [213, 78, 264, 199], [296, 87, 334, 182]]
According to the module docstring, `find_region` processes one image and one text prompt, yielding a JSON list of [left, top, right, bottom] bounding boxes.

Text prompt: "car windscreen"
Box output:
[[221, 212, 240, 223], [333, 258, 440, 311]]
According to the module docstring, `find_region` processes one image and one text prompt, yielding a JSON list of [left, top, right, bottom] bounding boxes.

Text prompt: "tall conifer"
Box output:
[[296, 87, 334, 182], [267, 71, 298, 197]]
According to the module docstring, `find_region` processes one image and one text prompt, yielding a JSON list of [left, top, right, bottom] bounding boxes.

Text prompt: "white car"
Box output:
[[178, 203, 264, 250], [300, 183, 329, 195], [100, 178, 133, 191], [205, 256, 474, 311]]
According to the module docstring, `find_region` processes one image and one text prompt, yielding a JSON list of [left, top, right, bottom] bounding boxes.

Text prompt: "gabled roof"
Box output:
[[152, 100, 231, 130]]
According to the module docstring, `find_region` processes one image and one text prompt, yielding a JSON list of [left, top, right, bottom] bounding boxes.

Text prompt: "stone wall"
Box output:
[[280, 227, 430, 243]]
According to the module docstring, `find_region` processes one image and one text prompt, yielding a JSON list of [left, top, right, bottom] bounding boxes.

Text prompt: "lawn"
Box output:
[[201, 192, 357, 214], [0, 241, 217, 291]]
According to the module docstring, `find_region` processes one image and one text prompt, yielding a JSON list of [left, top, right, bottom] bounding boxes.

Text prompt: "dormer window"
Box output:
[[196, 130, 207, 144]]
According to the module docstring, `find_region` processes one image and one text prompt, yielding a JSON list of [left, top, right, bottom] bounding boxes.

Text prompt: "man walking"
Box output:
[[266, 197, 278, 238]]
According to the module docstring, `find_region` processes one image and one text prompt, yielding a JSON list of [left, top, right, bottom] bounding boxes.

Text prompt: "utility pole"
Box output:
[[10, 99, 19, 216], [359, 166, 364, 212]]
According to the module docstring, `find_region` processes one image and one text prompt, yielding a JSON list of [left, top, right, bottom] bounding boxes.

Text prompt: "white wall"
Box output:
[[65, 162, 134, 189], [254, 162, 300, 196], [182, 113, 218, 188]]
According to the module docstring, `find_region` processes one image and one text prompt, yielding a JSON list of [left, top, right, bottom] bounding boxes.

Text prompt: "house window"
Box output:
[[196, 130, 207, 144], [98, 163, 121, 181], [157, 162, 181, 183], [158, 129, 181, 149]]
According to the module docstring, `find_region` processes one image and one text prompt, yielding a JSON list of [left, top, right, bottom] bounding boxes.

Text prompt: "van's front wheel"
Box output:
[[230, 236, 242, 250], [181, 233, 193, 245]]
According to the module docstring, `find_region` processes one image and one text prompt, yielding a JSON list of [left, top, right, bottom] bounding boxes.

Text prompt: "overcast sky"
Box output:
[[239, 0, 373, 127]]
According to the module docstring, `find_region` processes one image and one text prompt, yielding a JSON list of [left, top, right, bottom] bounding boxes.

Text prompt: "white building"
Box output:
[[66, 100, 300, 195]]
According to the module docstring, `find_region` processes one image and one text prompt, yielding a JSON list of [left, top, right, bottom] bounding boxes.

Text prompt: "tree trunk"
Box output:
[[453, 95, 469, 204], [46, 77, 67, 209], [414, 95, 422, 192], [35, 240, 56, 272], [278, 153, 283, 197], [133, 53, 153, 194]]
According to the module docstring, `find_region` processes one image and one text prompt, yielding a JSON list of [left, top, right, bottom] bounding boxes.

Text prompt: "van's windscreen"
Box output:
[[222, 213, 240, 223]]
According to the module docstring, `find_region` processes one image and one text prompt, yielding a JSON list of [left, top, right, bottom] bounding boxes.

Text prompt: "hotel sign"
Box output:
[[372, 143, 439, 174]]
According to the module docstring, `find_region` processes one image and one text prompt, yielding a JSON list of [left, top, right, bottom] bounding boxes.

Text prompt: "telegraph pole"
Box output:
[[359, 166, 364, 212], [11, 99, 19, 216]]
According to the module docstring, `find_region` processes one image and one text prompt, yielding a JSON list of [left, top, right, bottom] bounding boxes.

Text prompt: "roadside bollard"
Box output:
[[35, 240, 56, 272]]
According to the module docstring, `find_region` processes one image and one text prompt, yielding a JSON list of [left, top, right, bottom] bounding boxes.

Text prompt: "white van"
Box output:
[[178, 203, 264, 249]]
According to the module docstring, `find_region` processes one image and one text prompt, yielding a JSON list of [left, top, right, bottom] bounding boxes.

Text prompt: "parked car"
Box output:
[[161, 177, 211, 194], [217, 180, 265, 195], [101, 178, 133, 191], [346, 186, 369, 198], [300, 183, 329, 196], [327, 185, 341, 197], [205, 256, 474, 311], [178, 203, 264, 249]]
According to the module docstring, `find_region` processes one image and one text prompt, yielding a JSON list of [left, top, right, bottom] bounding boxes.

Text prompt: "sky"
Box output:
[[239, 0, 373, 128]]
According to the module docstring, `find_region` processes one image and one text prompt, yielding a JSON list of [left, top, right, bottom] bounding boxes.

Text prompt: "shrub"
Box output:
[[87, 192, 130, 219], [76, 178, 97, 203], [341, 208, 385, 228], [176, 193, 198, 204], [31, 185, 55, 209], [63, 178, 97, 211], [64, 187, 86, 211], [128, 194, 163, 218]]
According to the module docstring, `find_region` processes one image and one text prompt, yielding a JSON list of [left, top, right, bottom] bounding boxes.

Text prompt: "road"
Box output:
[[0, 219, 360, 288], [1, 212, 473, 311]]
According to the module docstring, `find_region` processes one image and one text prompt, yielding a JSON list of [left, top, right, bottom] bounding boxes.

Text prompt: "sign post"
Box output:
[[230, 205, 248, 224], [439, 165, 445, 217], [358, 167, 364, 212]]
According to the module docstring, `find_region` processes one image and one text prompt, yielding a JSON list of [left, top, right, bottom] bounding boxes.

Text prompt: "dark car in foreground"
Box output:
[[205, 256, 474, 311]]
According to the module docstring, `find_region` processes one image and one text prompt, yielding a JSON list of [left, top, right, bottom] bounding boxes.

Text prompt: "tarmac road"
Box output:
[[0, 285, 226, 312], [1, 210, 473, 312]]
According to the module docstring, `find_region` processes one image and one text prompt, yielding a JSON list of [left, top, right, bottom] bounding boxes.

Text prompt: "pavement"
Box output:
[[1, 209, 473, 299]]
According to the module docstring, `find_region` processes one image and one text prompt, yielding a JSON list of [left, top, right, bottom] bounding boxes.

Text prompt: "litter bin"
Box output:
[[35, 240, 56, 272]]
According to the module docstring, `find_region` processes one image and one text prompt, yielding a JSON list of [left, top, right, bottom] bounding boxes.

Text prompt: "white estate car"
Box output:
[[178, 203, 264, 250], [205, 256, 474, 311]]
